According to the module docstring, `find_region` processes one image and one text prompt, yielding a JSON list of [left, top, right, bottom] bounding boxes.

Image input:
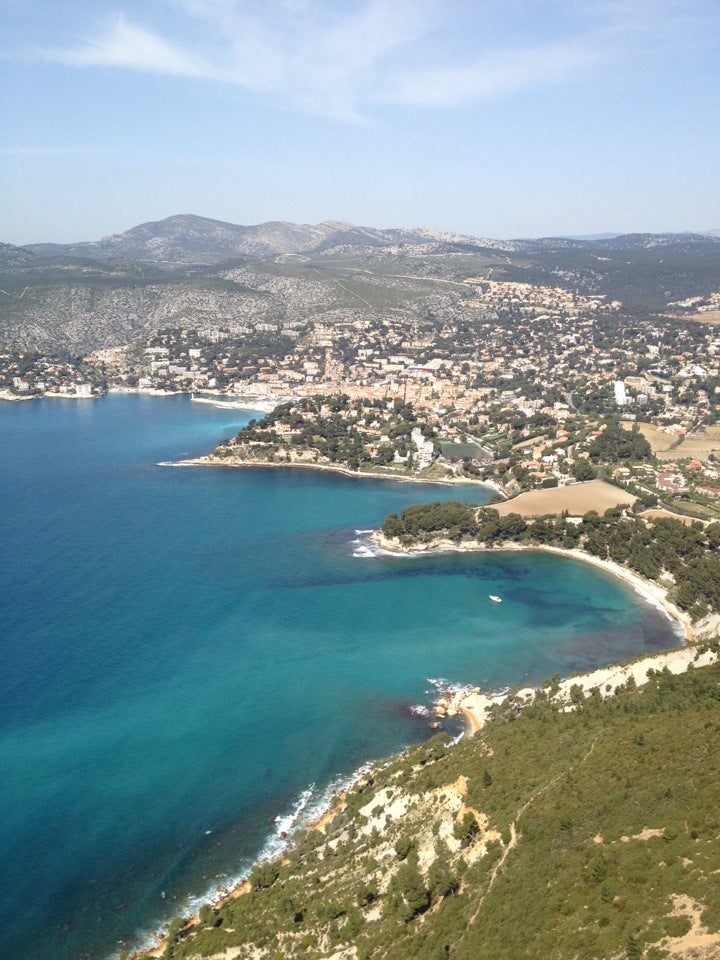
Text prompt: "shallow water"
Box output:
[[0, 394, 680, 959]]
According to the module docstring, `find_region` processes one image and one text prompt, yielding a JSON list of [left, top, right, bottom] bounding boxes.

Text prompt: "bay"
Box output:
[[0, 394, 680, 960]]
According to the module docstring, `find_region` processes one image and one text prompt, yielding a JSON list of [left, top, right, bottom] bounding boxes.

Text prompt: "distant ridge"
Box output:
[[2, 217, 719, 355], [559, 232, 624, 241], [22, 214, 510, 265], [20, 215, 719, 265]]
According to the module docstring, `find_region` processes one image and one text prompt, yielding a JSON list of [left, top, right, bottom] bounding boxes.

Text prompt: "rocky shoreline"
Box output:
[[431, 644, 719, 736]]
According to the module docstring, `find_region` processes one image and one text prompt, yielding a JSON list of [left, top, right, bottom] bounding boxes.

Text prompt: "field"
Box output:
[[495, 479, 632, 518], [687, 309, 720, 324], [637, 423, 679, 459], [637, 423, 720, 462], [671, 425, 720, 461]]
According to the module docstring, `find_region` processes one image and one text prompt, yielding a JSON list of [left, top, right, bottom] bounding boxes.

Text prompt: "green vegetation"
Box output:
[[381, 504, 720, 620], [217, 395, 443, 474], [144, 658, 720, 960], [588, 421, 653, 464]]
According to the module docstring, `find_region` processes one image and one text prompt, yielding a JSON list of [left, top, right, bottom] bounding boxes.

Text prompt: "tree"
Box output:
[[386, 859, 430, 922], [588, 421, 652, 463], [427, 859, 457, 901], [251, 862, 279, 891], [573, 458, 597, 481], [453, 812, 480, 848]]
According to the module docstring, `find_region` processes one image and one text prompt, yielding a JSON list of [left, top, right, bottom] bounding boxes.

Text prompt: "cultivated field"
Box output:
[[638, 423, 678, 458], [687, 310, 720, 324], [670, 425, 720, 461], [677, 424, 720, 460], [496, 479, 632, 518], [637, 423, 720, 463]]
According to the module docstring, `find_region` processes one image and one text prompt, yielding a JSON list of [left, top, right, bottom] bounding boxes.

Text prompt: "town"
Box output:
[[2, 277, 719, 520]]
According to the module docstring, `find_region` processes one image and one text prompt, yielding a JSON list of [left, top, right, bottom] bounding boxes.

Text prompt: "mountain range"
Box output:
[[17, 214, 720, 265], [1, 216, 719, 353], [21, 215, 514, 265]]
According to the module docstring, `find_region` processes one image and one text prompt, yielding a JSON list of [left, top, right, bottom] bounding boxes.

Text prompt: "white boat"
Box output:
[[489, 595, 503, 603]]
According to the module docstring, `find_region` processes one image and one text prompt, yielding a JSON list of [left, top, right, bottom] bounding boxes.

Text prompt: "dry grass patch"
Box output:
[[641, 508, 708, 527], [638, 423, 679, 457], [495, 479, 632, 518], [686, 309, 720, 324], [672, 425, 720, 462]]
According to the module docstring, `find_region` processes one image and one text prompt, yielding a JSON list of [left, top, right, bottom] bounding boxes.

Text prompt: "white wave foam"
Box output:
[[634, 584, 665, 610], [409, 704, 431, 717], [426, 677, 477, 698], [117, 762, 383, 959], [633, 585, 686, 637], [351, 530, 381, 558], [353, 546, 376, 558]]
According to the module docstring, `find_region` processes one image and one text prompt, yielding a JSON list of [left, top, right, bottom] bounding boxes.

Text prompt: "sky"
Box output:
[[2, 0, 719, 244]]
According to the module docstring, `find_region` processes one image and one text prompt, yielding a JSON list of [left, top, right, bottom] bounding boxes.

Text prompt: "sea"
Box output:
[[0, 394, 682, 960]]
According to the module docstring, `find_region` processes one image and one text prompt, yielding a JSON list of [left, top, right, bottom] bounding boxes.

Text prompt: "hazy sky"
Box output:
[[2, 0, 719, 244]]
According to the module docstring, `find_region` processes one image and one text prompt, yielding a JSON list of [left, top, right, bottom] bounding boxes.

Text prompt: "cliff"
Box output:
[[137, 655, 720, 960]]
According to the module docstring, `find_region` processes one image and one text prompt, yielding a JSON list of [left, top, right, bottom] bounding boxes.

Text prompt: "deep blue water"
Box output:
[[0, 395, 680, 960]]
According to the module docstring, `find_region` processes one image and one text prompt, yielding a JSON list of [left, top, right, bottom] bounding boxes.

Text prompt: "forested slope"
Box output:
[[145, 658, 720, 960]]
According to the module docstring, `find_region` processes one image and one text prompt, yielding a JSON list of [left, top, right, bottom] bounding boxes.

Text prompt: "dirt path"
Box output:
[[463, 735, 601, 929]]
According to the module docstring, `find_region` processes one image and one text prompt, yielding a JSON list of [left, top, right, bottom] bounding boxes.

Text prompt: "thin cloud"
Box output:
[[48, 15, 218, 79], [380, 40, 599, 108], [36, 0, 713, 119]]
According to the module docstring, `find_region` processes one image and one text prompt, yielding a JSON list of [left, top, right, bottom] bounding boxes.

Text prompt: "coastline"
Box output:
[[371, 531, 720, 733], [127, 619, 719, 960], [372, 531, 695, 643], [125, 760, 381, 960], [170, 453, 499, 489], [435, 643, 719, 737], [122, 526, 717, 958], [190, 393, 288, 413]]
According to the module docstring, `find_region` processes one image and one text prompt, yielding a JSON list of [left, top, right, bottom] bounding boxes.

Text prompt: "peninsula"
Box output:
[[124, 481, 720, 960]]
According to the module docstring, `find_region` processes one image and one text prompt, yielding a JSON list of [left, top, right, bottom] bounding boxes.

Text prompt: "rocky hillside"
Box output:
[[138, 654, 720, 960], [22, 215, 499, 265], [2, 218, 719, 352]]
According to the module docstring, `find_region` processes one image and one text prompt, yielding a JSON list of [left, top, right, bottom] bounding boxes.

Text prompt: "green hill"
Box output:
[[140, 653, 720, 960]]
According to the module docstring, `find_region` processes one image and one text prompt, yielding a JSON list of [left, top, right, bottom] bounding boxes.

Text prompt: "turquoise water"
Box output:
[[0, 395, 680, 960]]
